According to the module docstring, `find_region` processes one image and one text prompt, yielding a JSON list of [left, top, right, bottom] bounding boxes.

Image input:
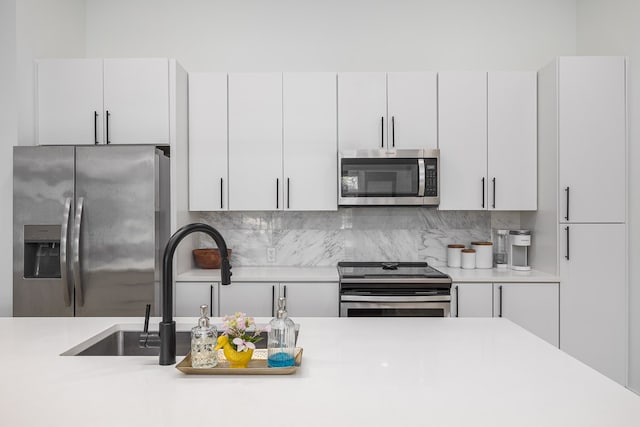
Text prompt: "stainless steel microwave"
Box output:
[[338, 149, 440, 206]]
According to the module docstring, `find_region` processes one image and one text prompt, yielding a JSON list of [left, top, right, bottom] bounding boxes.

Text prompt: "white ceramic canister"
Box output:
[[461, 249, 476, 269], [471, 241, 493, 269], [447, 244, 465, 268]]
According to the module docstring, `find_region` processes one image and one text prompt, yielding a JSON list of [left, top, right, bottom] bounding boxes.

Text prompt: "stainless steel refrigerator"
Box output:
[[13, 146, 170, 317]]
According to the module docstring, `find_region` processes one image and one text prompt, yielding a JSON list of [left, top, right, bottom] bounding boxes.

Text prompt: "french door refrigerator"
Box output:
[[13, 145, 170, 317]]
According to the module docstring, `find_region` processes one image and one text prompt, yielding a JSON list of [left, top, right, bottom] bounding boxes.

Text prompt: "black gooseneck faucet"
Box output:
[[158, 223, 232, 365]]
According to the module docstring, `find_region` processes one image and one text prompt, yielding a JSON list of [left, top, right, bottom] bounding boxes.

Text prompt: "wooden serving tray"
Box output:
[[175, 348, 303, 375]]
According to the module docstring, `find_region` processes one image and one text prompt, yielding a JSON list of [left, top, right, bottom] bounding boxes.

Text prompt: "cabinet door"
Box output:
[[452, 283, 493, 317], [560, 223, 626, 384], [175, 282, 219, 317], [228, 73, 283, 211], [488, 72, 537, 211], [103, 58, 170, 145], [337, 73, 387, 151], [558, 57, 626, 223], [188, 73, 228, 211], [283, 73, 337, 211], [494, 283, 559, 347], [279, 283, 339, 317], [387, 72, 437, 149], [438, 72, 488, 210], [219, 282, 275, 318], [36, 59, 104, 145]]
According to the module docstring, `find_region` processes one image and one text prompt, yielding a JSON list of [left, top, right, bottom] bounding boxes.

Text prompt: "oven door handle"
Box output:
[[340, 295, 451, 303], [418, 158, 426, 197]]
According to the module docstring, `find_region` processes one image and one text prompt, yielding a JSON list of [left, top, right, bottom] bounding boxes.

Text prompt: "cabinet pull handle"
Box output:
[[455, 285, 459, 318], [564, 187, 570, 221], [481, 177, 485, 208], [271, 285, 275, 317], [381, 116, 384, 148], [276, 178, 279, 209], [209, 285, 213, 316], [220, 178, 223, 209], [283, 285, 287, 298], [94, 111, 98, 144], [106, 110, 111, 144], [492, 177, 496, 209], [565, 226, 570, 260], [287, 178, 290, 209], [498, 285, 503, 317], [392, 116, 395, 147]]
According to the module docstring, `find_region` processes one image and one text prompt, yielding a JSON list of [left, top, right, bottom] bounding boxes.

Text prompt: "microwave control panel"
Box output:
[[424, 158, 438, 197]]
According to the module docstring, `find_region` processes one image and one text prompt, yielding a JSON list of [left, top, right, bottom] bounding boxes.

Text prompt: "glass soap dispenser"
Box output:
[[267, 297, 296, 368], [191, 304, 217, 368]]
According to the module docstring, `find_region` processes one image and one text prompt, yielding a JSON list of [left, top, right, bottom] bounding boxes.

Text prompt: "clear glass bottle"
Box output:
[[267, 297, 296, 368], [191, 305, 217, 368], [494, 229, 509, 269]]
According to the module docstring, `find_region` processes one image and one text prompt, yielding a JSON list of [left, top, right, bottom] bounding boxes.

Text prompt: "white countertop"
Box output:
[[177, 266, 559, 283], [1, 317, 638, 426]]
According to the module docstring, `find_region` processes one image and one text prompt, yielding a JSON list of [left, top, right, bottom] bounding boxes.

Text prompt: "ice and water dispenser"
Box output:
[[23, 225, 61, 279]]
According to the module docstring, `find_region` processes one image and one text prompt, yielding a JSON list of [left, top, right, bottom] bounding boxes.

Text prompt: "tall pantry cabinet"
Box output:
[[529, 57, 627, 385]]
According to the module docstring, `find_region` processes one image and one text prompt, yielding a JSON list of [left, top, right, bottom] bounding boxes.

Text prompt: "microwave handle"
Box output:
[[418, 159, 426, 197]]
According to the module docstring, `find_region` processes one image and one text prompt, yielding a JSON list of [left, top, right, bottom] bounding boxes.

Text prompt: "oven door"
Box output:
[[340, 295, 451, 317]]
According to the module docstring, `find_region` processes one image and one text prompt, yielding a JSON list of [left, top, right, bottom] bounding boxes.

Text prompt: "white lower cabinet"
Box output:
[[277, 282, 339, 317], [493, 283, 559, 347], [452, 283, 493, 317], [175, 282, 219, 317], [218, 282, 276, 318]]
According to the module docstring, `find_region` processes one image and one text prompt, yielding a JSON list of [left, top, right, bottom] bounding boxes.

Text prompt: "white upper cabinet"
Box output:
[[36, 59, 104, 145], [103, 58, 170, 145], [188, 73, 228, 211], [386, 72, 437, 149], [337, 73, 387, 151], [283, 73, 337, 211], [494, 283, 559, 347], [228, 73, 283, 211], [558, 57, 626, 223], [488, 72, 537, 211], [438, 72, 488, 210], [37, 58, 173, 146]]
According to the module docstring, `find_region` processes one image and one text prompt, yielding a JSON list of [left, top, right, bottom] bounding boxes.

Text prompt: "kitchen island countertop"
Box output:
[[1, 316, 637, 426]]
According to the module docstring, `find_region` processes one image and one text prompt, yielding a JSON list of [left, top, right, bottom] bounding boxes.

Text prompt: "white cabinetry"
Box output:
[[494, 283, 559, 347], [337, 72, 437, 151], [337, 73, 387, 151], [36, 59, 104, 145], [103, 59, 169, 145], [37, 58, 171, 146], [487, 72, 537, 211], [558, 57, 626, 224], [386, 72, 438, 149], [176, 282, 219, 317], [278, 282, 339, 317], [439, 71, 537, 211], [283, 73, 337, 211], [560, 224, 626, 384], [438, 72, 488, 210], [452, 283, 493, 317], [188, 73, 228, 211], [228, 73, 283, 211], [219, 282, 276, 318]]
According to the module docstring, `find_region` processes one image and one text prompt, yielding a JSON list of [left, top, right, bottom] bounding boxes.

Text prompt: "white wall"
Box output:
[[0, 0, 17, 317], [85, 0, 577, 71], [576, 0, 640, 394], [16, 0, 86, 146]]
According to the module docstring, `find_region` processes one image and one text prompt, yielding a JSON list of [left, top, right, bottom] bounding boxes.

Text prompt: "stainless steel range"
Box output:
[[338, 262, 452, 317]]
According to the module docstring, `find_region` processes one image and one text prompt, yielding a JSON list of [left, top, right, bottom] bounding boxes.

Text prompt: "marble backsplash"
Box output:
[[191, 209, 521, 267]]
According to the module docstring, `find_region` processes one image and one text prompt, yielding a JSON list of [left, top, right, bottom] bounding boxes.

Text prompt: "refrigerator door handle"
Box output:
[[60, 198, 72, 307], [72, 197, 85, 307]]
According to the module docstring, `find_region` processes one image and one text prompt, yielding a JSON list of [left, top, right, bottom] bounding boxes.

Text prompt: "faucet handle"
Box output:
[[143, 303, 151, 333]]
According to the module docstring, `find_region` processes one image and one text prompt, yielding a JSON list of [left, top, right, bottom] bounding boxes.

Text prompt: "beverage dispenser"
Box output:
[[508, 230, 532, 271]]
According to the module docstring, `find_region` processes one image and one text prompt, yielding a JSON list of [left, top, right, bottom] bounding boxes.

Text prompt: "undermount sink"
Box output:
[[61, 324, 279, 357]]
